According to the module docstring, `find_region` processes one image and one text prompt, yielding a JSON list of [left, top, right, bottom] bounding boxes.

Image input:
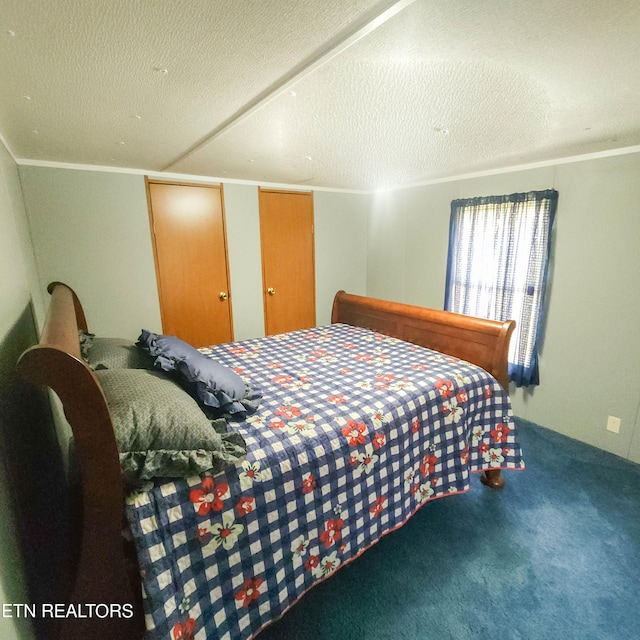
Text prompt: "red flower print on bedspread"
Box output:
[[235, 577, 263, 607], [276, 405, 301, 419], [490, 423, 511, 443], [229, 346, 247, 354], [172, 618, 195, 640], [419, 453, 438, 478], [372, 432, 386, 450], [435, 378, 454, 398], [235, 496, 256, 517], [304, 554, 319, 573], [319, 518, 344, 548], [369, 495, 387, 518], [301, 473, 316, 494], [342, 420, 367, 446], [189, 477, 229, 515]]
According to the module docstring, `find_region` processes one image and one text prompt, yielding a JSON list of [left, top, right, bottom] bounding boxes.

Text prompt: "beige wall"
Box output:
[[19, 167, 163, 338], [222, 183, 265, 340], [16, 155, 640, 466], [314, 190, 369, 325], [0, 141, 36, 640], [18, 168, 370, 343], [367, 153, 640, 463], [367, 184, 453, 307]]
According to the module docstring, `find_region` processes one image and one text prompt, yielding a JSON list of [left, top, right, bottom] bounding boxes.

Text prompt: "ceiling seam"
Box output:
[[161, 0, 419, 172]]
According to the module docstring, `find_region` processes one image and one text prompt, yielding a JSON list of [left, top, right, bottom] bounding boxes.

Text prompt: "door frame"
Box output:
[[145, 177, 234, 342]]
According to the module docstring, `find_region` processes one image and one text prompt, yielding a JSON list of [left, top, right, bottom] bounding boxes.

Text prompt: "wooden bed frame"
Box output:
[[17, 283, 515, 640]]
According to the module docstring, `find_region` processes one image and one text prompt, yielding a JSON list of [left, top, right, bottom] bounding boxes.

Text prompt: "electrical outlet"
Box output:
[[606, 415, 621, 434]]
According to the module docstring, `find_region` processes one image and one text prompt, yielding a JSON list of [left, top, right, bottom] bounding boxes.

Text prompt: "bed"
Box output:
[[18, 282, 523, 640]]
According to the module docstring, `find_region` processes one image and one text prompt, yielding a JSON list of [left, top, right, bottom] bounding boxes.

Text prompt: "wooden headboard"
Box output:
[[17, 282, 143, 640], [331, 291, 515, 391]]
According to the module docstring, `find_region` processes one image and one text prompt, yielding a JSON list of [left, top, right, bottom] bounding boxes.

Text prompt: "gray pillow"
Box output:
[[88, 337, 154, 370], [79, 329, 153, 370], [94, 369, 246, 480], [79, 329, 95, 360]]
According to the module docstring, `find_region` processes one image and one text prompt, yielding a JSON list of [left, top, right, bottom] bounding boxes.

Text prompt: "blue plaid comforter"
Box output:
[[125, 323, 524, 640]]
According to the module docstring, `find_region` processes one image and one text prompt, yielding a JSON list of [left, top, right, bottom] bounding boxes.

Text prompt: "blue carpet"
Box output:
[[258, 419, 640, 639]]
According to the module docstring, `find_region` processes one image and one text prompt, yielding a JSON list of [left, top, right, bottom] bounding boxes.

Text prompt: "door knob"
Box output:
[[219, 291, 228, 300], [267, 287, 276, 295]]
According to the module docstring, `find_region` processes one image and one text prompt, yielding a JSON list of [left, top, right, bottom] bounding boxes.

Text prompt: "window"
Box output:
[[444, 190, 558, 387]]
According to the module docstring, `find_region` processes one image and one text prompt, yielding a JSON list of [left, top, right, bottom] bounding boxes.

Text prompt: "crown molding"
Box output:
[[378, 144, 640, 192], [14, 159, 370, 194], [15, 144, 640, 195]]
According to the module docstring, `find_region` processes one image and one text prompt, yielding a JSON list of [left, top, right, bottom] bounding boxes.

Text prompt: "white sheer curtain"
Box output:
[[444, 190, 557, 387]]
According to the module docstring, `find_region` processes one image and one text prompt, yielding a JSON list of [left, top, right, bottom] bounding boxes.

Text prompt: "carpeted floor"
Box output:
[[257, 419, 640, 640]]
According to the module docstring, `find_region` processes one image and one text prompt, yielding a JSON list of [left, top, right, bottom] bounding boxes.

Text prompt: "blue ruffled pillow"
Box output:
[[137, 330, 261, 418]]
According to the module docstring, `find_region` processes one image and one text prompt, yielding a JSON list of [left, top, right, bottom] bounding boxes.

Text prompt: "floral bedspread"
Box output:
[[125, 323, 524, 640]]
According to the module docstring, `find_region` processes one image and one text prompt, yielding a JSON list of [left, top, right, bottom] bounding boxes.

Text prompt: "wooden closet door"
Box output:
[[259, 188, 316, 335], [146, 179, 233, 347]]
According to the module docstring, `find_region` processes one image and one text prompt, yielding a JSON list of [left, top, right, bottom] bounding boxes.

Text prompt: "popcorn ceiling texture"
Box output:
[[1, 0, 639, 190]]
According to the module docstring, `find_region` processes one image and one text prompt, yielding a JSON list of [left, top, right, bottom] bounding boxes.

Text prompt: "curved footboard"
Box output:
[[331, 291, 514, 391], [332, 291, 515, 489]]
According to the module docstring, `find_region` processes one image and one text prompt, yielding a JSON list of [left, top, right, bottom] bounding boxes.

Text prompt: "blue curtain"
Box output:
[[444, 190, 558, 387]]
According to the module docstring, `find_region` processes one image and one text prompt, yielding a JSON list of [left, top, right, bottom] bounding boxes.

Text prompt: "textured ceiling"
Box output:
[[1, 0, 639, 191]]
